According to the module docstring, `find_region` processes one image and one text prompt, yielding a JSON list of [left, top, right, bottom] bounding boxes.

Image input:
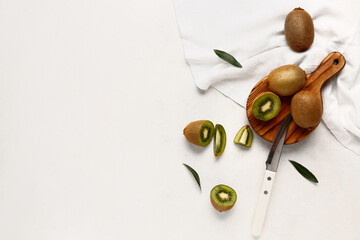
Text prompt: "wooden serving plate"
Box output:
[[246, 52, 346, 144]]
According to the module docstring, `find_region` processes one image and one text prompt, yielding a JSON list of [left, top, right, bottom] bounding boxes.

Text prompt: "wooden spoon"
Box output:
[[246, 52, 346, 144]]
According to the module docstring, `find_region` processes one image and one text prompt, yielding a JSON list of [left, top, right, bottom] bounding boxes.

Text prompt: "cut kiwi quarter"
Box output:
[[234, 125, 253, 148], [183, 120, 214, 147], [251, 92, 281, 121], [213, 124, 226, 157], [210, 184, 237, 212]]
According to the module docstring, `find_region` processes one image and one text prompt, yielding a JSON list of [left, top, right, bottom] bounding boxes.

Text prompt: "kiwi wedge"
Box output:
[[210, 184, 237, 212], [183, 120, 214, 147], [252, 92, 281, 121], [234, 125, 253, 147], [213, 124, 226, 157]]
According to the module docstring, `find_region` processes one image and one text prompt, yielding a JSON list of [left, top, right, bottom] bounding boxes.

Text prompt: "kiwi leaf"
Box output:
[[214, 49, 242, 68], [183, 163, 201, 190], [289, 160, 318, 183]]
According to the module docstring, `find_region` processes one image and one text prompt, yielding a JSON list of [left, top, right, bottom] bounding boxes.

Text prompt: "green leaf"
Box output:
[[183, 163, 201, 190], [289, 160, 319, 183], [213, 49, 242, 68]]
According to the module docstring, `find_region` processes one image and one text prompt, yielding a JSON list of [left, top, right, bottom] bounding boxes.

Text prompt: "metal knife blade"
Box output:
[[266, 114, 292, 172]]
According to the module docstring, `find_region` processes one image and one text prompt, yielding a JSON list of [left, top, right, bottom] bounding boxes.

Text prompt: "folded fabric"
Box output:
[[173, 0, 360, 155]]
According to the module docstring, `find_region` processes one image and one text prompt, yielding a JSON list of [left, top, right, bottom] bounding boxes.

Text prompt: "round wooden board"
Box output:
[[246, 52, 346, 144]]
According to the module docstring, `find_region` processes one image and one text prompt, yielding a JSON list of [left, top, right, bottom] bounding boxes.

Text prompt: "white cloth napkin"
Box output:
[[173, 0, 360, 155]]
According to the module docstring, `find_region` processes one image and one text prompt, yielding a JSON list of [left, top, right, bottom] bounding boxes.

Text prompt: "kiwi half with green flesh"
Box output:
[[234, 125, 253, 147], [183, 120, 214, 147], [210, 184, 237, 212], [252, 92, 281, 121], [213, 124, 226, 157]]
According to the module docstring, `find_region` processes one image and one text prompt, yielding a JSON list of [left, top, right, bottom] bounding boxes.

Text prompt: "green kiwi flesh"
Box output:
[[234, 125, 253, 147], [252, 92, 281, 121], [213, 124, 226, 157], [210, 184, 237, 212]]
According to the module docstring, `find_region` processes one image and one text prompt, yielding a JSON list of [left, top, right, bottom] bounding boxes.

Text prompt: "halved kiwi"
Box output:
[[234, 125, 253, 147], [183, 120, 214, 147], [252, 92, 281, 121], [213, 124, 226, 157], [210, 184, 237, 212]]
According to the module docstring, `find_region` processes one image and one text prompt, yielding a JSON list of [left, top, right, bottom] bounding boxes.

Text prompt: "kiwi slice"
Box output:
[[210, 184, 237, 212], [213, 124, 226, 157], [183, 120, 214, 147], [252, 92, 281, 121], [234, 125, 253, 147]]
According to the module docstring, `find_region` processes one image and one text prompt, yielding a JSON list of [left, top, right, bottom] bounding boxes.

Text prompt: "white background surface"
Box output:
[[0, 0, 359, 239]]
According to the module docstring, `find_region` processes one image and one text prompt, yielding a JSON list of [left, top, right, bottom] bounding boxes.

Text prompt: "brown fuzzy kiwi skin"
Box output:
[[268, 65, 306, 96], [291, 91, 323, 129], [210, 194, 234, 212], [183, 120, 212, 146], [284, 7, 314, 52]]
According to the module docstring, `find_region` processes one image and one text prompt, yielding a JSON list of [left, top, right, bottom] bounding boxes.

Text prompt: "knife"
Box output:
[[251, 114, 292, 237]]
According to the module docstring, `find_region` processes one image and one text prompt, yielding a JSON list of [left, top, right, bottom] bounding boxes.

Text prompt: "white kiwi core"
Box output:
[[261, 101, 272, 112], [239, 129, 248, 144], [218, 192, 229, 201], [202, 128, 208, 139], [215, 130, 221, 147]]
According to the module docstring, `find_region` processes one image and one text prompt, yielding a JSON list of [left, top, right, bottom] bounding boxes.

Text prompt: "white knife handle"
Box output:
[[251, 170, 276, 237]]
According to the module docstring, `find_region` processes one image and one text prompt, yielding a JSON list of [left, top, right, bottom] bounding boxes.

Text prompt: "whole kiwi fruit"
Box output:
[[290, 91, 322, 129], [268, 65, 306, 96], [183, 120, 214, 147], [285, 7, 314, 52]]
